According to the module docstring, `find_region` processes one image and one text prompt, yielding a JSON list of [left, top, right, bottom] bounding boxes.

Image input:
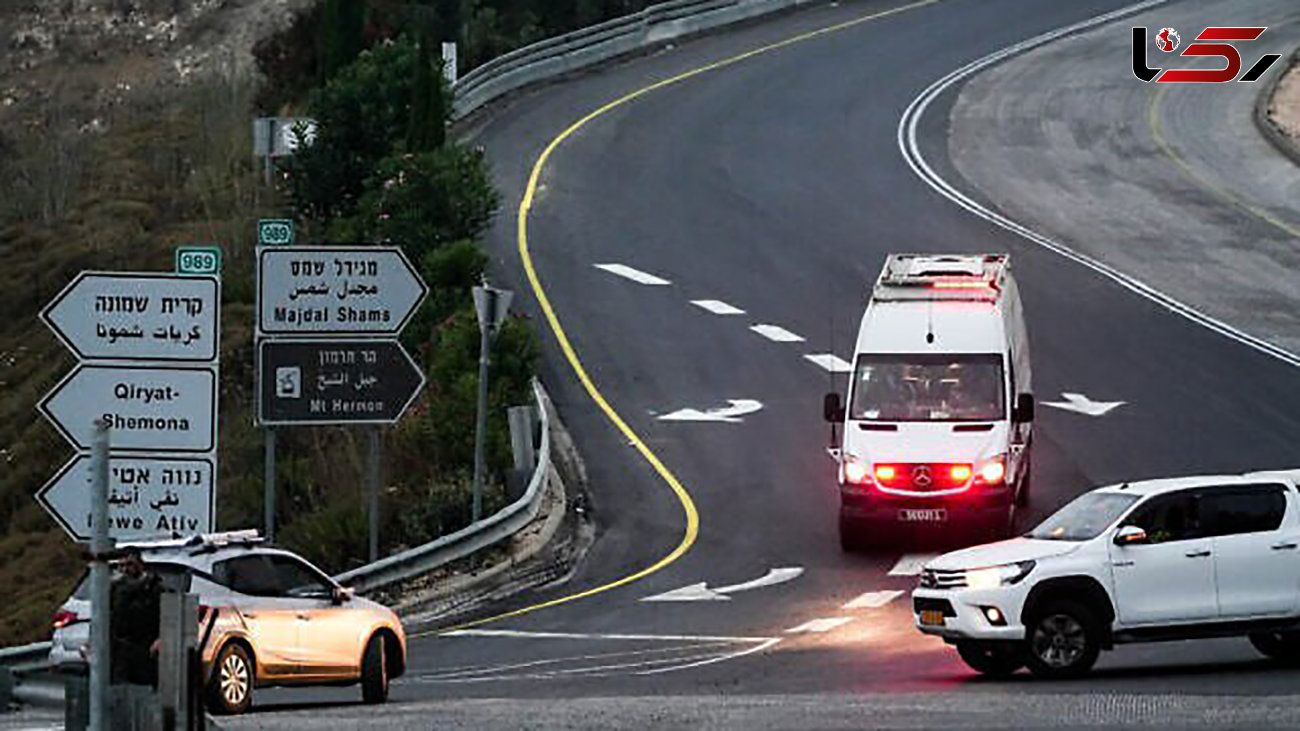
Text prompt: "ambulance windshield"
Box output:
[[849, 354, 1004, 422]]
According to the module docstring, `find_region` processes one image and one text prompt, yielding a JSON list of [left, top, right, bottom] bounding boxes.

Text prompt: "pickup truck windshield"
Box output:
[[850, 353, 1004, 422], [1028, 492, 1140, 541]]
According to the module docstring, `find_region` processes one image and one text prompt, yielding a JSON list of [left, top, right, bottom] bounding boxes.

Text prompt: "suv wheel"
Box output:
[[956, 641, 1025, 677], [207, 643, 254, 715], [1025, 601, 1102, 678], [361, 635, 390, 704], [1250, 631, 1300, 663]]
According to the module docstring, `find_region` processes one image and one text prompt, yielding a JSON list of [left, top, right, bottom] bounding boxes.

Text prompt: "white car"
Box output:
[[824, 254, 1034, 549], [913, 470, 1300, 677]]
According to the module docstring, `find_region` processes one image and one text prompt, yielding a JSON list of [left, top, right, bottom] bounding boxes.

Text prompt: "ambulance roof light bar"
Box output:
[[872, 253, 1008, 302]]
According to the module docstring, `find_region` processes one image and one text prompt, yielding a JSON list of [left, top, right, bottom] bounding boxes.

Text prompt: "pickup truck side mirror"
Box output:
[[823, 393, 845, 423], [1113, 525, 1147, 546], [1013, 393, 1035, 423]]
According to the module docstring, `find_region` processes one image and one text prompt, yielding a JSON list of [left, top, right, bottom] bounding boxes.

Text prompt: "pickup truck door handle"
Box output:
[[1272, 542, 1298, 550], [1184, 549, 1211, 558]]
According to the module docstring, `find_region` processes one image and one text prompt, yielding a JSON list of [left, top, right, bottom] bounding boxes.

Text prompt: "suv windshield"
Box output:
[[1028, 491, 1140, 541], [850, 353, 1004, 422]]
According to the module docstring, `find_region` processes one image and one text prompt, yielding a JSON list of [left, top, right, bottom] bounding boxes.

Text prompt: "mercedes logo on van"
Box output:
[[912, 465, 933, 489]]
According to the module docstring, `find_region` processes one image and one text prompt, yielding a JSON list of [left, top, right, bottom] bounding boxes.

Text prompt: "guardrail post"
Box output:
[[507, 405, 537, 500], [0, 666, 12, 711]]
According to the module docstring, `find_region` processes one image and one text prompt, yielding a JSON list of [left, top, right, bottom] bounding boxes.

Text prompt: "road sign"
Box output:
[[175, 246, 222, 276], [258, 219, 294, 247], [40, 365, 217, 453], [37, 454, 215, 543], [257, 247, 427, 336], [41, 272, 220, 362], [257, 339, 425, 425], [472, 286, 512, 336], [253, 117, 318, 158]]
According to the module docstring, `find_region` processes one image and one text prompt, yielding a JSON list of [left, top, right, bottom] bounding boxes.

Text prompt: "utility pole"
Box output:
[[88, 419, 111, 731], [471, 285, 512, 522]]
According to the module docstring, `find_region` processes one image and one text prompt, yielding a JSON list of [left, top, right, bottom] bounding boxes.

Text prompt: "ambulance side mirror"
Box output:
[[1013, 393, 1035, 423], [823, 393, 845, 423]]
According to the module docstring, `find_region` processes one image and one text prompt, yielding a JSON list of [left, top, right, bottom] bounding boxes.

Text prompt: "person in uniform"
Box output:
[[109, 548, 162, 687]]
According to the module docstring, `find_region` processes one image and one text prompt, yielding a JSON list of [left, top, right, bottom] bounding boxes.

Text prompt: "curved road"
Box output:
[[235, 0, 1300, 726]]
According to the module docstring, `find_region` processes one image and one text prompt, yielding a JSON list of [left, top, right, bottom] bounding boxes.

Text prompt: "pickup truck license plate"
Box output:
[[899, 508, 947, 522], [920, 610, 945, 627]]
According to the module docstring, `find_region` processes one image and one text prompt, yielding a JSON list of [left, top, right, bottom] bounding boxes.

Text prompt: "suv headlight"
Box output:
[[965, 560, 1035, 590]]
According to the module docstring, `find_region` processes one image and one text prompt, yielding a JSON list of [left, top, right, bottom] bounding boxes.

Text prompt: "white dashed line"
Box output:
[[842, 589, 905, 610], [750, 324, 805, 342], [888, 553, 938, 577], [691, 299, 745, 315], [804, 354, 853, 372], [593, 263, 671, 285], [785, 617, 854, 634]]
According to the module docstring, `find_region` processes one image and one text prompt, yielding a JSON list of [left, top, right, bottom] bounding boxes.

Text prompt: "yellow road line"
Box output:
[[1146, 83, 1300, 239], [416, 0, 942, 637]]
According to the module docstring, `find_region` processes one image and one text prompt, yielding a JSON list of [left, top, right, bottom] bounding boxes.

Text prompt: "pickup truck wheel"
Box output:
[[956, 641, 1025, 677], [207, 642, 254, 715], [361, 635, 389, 704], [1025, 601, 1101, 678], [839, 515, 865, 552], [1250, 631, 1300, 664]]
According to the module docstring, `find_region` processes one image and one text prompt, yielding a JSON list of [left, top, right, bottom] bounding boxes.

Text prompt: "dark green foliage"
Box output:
[[406, 40, 448, 153], [318, 0, 369, 83], [285, 38, 421, 220], [346, 146, 498, 260]]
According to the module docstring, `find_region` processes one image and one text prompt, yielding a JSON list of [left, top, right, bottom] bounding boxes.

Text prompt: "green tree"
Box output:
[[406, 39, 448, 153], [346, 145, 498, 260], [286, 38, 420, 220], [318, 0, 369, 83]]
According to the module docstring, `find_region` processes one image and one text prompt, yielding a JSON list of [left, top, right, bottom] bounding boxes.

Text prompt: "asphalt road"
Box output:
[[227, 0, 1300, 727]]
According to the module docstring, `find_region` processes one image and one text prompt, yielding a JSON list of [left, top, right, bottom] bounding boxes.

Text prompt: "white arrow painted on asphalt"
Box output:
[[657, 399, 763, 423], [1041, 392, 1125, 417], [641, 567, 804, 602]]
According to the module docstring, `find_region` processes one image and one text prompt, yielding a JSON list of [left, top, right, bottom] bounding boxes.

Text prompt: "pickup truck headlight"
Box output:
[[965, 560, 1035, 590]]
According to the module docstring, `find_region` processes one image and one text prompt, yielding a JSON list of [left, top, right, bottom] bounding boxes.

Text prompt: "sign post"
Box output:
[[471, 285, 512, 522], [87, 420, 111, 731]]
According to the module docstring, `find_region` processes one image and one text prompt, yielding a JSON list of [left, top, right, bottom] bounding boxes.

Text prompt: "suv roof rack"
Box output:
[[872, 253, 1009, 303]]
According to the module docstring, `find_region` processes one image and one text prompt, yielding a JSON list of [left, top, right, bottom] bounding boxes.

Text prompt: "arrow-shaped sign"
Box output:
[[41, 272, 220, 362], [257, 339, 426, 426], [38, 454, 215, 543], [40, 364, 217, 453], [641, 567, 803, 602], [257, 247, 428, 336], [657, 399, 763, 423], [1042, 392, 1125, 417]]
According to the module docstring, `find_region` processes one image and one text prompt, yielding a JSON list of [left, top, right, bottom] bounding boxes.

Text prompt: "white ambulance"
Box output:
[[823, 254, 1034, 549]]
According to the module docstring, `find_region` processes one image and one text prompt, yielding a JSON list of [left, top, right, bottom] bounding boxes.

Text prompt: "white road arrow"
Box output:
[[641, 567, 803, 602], [657, 399, 763, 423], [1041, 392, 1125, 417]]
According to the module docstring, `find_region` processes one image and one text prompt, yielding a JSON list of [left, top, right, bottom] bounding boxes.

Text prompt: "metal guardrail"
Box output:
[[334, 379, 553, 595], [0, 641, 52, 674], [452, 0, 819, 119]]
